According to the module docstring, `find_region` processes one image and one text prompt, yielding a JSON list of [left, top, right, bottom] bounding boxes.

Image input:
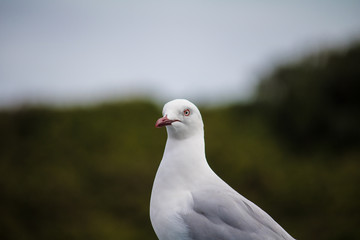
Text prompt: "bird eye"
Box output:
[[183, 109, 190, 116]]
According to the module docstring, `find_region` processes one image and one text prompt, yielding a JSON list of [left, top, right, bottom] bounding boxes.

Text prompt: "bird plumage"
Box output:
[[150, 99, 295, 240]]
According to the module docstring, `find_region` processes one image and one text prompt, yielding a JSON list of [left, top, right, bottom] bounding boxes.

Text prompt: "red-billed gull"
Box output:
[[150, 99, 295, 240]]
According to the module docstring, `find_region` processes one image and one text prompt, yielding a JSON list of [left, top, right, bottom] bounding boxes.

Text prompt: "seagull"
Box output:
[[150, 99, 295, 240]]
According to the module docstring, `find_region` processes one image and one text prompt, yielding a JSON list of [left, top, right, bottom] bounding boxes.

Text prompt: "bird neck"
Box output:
[[165, 134, 206, 160], [158, 134, 212, 185]]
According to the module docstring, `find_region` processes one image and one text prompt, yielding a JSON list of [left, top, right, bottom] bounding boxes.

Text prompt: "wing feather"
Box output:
[[181, 188, 294, 240]]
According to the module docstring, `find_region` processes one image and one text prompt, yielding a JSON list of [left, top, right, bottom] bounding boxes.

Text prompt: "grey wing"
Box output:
[[181, 188, 295, 240]]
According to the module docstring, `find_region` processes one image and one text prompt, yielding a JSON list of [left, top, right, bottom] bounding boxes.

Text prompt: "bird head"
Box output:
[[155, 99, 204, 139]]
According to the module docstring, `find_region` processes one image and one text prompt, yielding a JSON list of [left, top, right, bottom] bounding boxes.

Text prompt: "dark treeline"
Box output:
[[0, 42, 359, 240]]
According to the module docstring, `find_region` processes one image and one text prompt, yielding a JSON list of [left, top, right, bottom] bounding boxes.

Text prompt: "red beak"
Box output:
[[155, 115, 179, 128]]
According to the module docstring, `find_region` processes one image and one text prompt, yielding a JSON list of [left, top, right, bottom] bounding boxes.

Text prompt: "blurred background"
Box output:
[[1, 0, 359, 239]]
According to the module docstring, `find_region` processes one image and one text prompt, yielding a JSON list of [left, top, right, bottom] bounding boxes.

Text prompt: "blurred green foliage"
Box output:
[[1, 42, 359, 240], [257, 42, 360, 152]]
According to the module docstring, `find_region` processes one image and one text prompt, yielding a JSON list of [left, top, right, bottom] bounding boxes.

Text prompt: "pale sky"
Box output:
[[1, 0, 359, 106]]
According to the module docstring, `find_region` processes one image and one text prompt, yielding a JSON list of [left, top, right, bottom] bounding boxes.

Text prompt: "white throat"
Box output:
[[157, 131, 210, 189]]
